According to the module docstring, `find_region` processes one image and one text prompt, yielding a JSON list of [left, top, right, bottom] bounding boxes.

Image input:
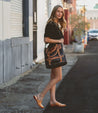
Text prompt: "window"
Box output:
[[89, 30, 98, 33]]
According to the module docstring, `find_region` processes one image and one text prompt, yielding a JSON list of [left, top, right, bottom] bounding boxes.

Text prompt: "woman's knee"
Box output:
[[51, 67, 62, 82], [53, 75, 62, 82], [51, 70, 55, 79], [57, 76, 62, 82], [50, 75, 61, 83]]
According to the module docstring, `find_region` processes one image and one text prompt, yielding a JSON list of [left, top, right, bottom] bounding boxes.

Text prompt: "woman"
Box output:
[[33, 5, 67, 109]]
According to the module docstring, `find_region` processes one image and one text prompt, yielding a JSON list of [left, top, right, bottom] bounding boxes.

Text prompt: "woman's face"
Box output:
[[55, 7, 63, 20]]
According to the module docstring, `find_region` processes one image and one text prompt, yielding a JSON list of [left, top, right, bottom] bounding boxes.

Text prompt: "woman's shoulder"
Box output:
[[45, 21, 56, 30], [46, 21, 55, 26]]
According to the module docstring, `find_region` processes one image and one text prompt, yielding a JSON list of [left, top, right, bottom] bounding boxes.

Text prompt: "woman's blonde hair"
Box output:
[[47, 5, 66, 30]]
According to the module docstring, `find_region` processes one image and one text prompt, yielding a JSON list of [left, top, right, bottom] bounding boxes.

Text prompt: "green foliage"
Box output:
[[70, 14, 90, 41]]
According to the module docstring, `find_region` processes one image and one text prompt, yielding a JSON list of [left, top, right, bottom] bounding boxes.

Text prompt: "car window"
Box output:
[[89, 30, 98, 33]]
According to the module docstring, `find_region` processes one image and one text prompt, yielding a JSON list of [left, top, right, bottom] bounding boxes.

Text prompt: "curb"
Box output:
[[0, 63, 40, 89]]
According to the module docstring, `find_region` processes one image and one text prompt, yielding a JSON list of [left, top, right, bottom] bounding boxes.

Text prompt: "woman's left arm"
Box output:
[[44, 37, 64, 44]]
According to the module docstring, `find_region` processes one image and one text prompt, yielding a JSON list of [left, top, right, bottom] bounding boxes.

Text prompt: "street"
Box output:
[[0, 44, 77, 113], [0, 0, 98, 113], [43, 41, 98, 113]]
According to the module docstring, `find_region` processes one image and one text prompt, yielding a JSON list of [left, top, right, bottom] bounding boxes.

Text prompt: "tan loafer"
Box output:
[[33, 95, 44, 109], [50, 102, 67, 107]]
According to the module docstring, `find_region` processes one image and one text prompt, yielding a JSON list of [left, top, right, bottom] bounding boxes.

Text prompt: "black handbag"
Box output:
[[44, 43, 67, 69]]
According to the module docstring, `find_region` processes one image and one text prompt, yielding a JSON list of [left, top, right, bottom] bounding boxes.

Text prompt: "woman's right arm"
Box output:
[[44, 37, 64, 44]]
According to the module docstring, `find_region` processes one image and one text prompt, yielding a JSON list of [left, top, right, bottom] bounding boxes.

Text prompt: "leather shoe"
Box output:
[[50, 102, 66, 107], [33, 95, 44, 109]]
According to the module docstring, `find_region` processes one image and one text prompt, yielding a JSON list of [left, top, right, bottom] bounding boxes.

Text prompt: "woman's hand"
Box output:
[[58, 38, 64, 44]]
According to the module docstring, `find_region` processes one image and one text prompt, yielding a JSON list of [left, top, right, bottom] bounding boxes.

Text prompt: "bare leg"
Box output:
[[41, 67, 62, 98], [34, 66, 66, 108], [50, 69, 56, 102], [36, 67, 62, 102], [49, 67, 66, 107]]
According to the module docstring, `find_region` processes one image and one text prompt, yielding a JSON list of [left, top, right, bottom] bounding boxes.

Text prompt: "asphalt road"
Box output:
[[43, 40, 98, 113]]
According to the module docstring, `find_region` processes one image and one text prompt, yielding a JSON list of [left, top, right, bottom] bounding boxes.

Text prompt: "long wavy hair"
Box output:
[[47, 5, 66, 31]]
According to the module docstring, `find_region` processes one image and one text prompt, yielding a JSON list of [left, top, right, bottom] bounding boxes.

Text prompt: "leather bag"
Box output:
[[44, 43, 67, 68]]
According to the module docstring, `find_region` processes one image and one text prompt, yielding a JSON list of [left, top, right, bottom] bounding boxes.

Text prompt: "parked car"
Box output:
[[87, 29, 98, 41]]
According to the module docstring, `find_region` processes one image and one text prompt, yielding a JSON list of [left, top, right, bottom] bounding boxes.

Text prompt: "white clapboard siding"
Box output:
[[0, 1, 3, 40], [0, 1, 3, 84], [10, 0, 23, 38]]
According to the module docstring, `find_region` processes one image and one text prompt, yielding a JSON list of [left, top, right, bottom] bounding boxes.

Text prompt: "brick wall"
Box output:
[[88, 19, 98, 29], [86, 10, 98, 29]]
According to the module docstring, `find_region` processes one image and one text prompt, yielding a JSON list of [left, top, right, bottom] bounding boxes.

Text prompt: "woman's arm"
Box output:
[[44, 37, 64, 44]]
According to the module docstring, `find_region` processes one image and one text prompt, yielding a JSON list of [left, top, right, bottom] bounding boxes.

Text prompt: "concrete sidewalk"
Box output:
[[0, 45, 78, 113]]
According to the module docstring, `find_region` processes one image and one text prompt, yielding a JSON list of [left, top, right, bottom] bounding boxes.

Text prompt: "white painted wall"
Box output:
[[1, 0, 23, 40], [0, 1, 3, 40], [36, 0, 63, 62], [86, 10, 98, 19], [10, 0, 23, 38], [0, 1, 3, 84], [2, 1, 11, 40], [0, 0, 33, 84], [29, 0, 33, 42], [51, 0, 63, 9], [36, 0, 48, 62]]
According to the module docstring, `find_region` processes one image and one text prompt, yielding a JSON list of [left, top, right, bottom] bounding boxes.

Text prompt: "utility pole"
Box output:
[[82, 5, 86, 35]]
